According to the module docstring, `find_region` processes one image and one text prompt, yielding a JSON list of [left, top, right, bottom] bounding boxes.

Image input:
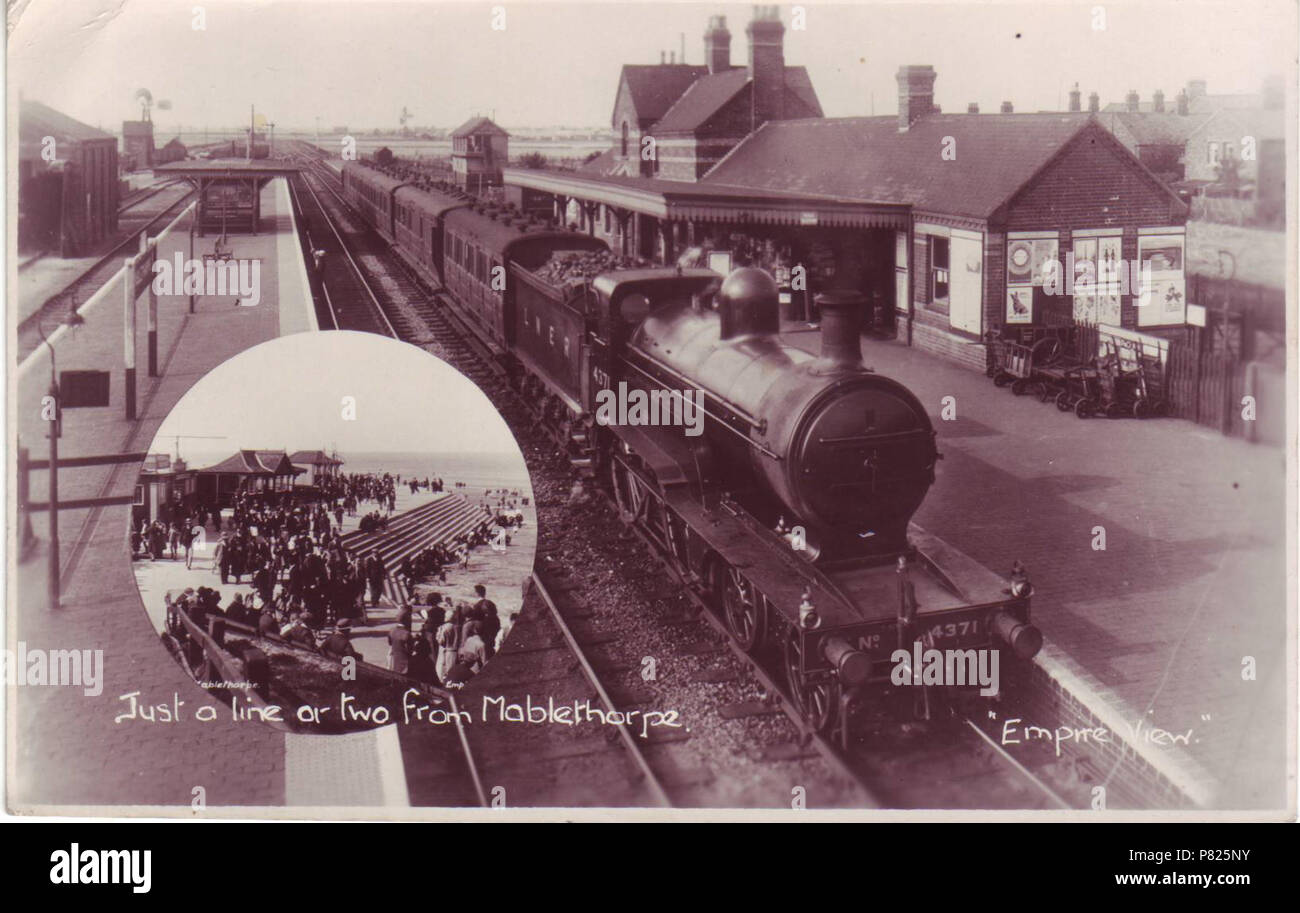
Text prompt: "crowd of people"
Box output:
[[152, 474, 531, 690]]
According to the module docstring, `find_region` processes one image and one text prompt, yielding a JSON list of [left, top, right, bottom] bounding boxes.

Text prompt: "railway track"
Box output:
[[16, 182, 195, 362], [285, 147, 1075, 810]]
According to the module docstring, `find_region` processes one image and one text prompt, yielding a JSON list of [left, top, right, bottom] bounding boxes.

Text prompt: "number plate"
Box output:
[[925, 617, 983, 646]]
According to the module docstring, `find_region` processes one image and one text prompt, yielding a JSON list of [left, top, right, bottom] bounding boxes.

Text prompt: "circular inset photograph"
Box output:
[[128, 331, 535, 732]]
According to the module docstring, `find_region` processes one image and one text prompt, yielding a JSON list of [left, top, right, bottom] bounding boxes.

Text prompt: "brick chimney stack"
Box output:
[[1088, 91, 1100, 113], [1000, 100, 1014, 113], [1125, 90, 1140, 112], [704, 15, 731, 74], [1153, 89, 1165, 112], [1176, 89, 1189, 115], [747, 6, 786, 123], [1068, 83, 1081, 112], [896, 65, 937, 131], [967, 102, 979, 114]]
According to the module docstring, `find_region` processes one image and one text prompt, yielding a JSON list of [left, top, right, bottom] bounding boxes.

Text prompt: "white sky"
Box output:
[[7, 0, 1293, 131], [148, 331, 526, 464]]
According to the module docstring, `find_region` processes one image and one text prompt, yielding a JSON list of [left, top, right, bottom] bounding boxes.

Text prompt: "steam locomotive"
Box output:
[[336, 158, 1042, 743]]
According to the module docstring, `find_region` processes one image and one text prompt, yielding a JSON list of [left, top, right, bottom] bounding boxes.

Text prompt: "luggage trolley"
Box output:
[[987, 335, 1065, 398]]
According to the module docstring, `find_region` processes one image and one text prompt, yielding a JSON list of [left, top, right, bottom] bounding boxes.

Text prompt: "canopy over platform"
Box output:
[[154, 160, 300, 236]]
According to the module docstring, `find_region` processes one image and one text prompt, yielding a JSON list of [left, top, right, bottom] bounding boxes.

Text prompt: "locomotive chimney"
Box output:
[[813, 290, 864, 367], [717, 267, 780, 340], [704, 14, 731, 74]]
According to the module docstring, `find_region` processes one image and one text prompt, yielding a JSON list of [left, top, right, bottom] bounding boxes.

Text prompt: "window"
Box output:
[[134, 485, 145, 506], [1207, 141, 1220, 165], [930, 236, 950, 302], [621, 122, 629, 158]]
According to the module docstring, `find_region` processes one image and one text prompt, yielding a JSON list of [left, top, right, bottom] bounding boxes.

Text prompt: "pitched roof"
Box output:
[[650, 65, 824, 135], [577, 147, 627, 177], [1101, 111, 1211, 146], [196, 449, 301, 475], [452, 116, 509, 138], [654, 68, 750, 132], [702, 113, 1111, 218], [289, 450, 344, 466], [1189, 107, 1286, 142], [618, 64, 709, 126], [19, 100, 114, 160]]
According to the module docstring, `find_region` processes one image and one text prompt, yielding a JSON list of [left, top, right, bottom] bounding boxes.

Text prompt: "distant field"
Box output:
[[1186, 220, 1287, 289]]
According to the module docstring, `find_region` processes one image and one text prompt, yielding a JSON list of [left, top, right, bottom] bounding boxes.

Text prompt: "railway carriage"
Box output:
[[340, 161, 406, 244], [393, 183, 466, 286]]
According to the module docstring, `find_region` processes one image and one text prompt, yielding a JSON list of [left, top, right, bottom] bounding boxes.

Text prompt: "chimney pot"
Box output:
[[1088, 91, 1100, 113], [1153, 89, 1165, 112], [704, 14, 732, 74], [1176, 89, 1189, 115], [967, 102, 979, 114], [1000, 101, 1013, 113], [1125, 90, 1140, 112], [1068, 83, 1082, 112]]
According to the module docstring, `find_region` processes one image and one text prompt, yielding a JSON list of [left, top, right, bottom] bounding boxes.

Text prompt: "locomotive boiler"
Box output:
[[624, 268, 937, 561]]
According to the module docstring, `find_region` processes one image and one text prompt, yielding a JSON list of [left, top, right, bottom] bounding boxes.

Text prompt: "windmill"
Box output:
[[399, 106, 413, 134], [134, 88, 153, 122]]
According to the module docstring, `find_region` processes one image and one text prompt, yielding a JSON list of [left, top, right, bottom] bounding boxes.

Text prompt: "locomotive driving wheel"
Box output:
[[712, 562, 766, 654], [784, 628, 838, 735]]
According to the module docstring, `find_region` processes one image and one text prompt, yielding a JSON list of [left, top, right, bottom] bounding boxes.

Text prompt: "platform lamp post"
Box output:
[[35, 297, 86, 609]]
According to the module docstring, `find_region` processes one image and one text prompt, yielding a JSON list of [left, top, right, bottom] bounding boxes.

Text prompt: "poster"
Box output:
[[1136, 233, 1186, 327], [1006, 286, 1033, 324]]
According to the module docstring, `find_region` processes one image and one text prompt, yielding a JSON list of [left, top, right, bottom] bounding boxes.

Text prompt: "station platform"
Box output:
[[9, 177, 316, 811], [778, 320, 1287, 809]]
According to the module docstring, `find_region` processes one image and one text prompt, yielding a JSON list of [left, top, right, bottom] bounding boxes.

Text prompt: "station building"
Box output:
[[289, 450, 345, 487], [503, 10, 1190, 371]]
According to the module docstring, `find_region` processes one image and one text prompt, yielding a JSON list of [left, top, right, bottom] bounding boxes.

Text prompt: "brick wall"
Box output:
[[910, 312, 986, 372], [1001, 126, 1182, 232], [1003, 650, 1217, 809]]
